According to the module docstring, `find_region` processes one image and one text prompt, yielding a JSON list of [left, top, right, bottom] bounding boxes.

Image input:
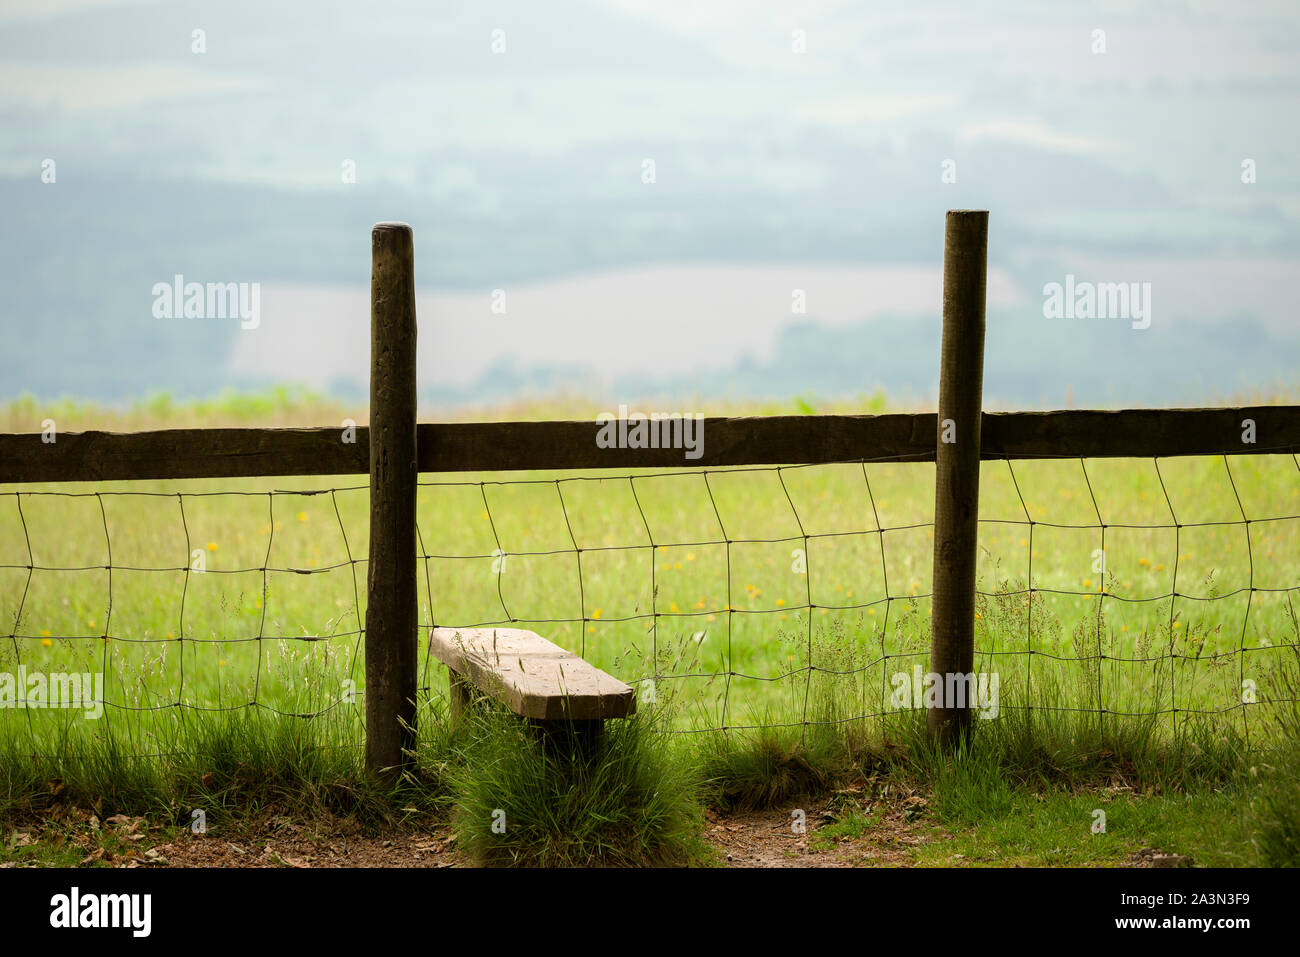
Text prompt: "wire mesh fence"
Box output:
[[3, 447, 1297, 757], [0, 485, 371, 760]]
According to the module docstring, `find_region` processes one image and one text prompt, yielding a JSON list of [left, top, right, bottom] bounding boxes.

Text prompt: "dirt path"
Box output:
[[143, 805, 937, 868], [4, 785, 1178, 868], [5, 792, 938, 868]]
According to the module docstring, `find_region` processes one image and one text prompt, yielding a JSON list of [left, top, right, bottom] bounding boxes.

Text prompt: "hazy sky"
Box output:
[[1, 0, 1296, 405], [5, 0, 1297, 200]]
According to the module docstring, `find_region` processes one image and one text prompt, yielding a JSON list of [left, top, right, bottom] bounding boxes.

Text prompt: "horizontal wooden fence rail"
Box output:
[[0, 406, 1297, 484]]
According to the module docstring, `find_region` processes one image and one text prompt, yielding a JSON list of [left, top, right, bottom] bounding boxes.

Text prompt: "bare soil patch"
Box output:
[[703, 778, 951, 867], [153, 820, 463, 868]]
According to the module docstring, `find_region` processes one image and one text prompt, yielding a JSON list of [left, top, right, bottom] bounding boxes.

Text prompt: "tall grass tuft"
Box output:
[[0, 705, 452, 827], [1247, 648, 1300, 866], [445, 701, 705, 867]]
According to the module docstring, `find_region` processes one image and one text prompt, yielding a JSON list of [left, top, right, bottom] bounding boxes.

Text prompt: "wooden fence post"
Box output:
[[366, 222, 419, 776], [929, 210, 988, 746]]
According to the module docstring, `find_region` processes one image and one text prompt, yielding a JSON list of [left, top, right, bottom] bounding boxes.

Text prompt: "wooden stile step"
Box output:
[[428, 627, 636, 723]]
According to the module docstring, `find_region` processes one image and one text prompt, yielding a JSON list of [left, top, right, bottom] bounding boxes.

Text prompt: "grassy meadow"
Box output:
[[1, 388, 1298, 865]]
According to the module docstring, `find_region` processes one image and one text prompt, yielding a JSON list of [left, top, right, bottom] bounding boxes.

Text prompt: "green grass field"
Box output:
[[2, 390, 1298, 866]]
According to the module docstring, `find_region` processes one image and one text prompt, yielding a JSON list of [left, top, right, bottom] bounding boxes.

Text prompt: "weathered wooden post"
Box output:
[[929, 210, 988, 746], [366, 222, 419, 776]]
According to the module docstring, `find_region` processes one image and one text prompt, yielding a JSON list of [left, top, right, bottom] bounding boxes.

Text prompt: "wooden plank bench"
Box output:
[[429, 627, 636, 752]]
